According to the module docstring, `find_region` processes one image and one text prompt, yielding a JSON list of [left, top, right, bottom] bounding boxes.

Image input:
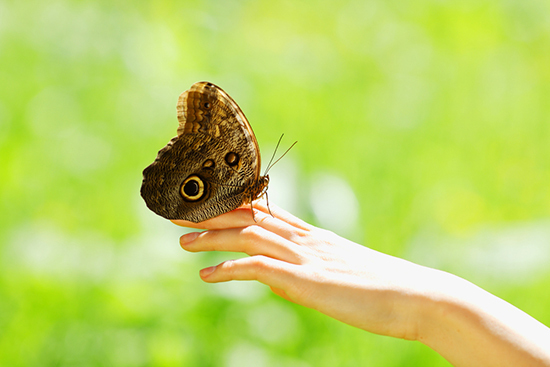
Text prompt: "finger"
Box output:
[[187, 199, 315, 243], [180, 225, 304, 264], [172, 203, 315, 248], [253, 200, 313, 231], [171, 205, 260, 230], [199, 256, 299, 294], [251, 209, 314, 246], [175, 212, 313, 250], [171, 199, 312, 233]]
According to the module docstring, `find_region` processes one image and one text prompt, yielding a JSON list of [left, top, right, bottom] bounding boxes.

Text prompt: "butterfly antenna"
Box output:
[[263, 134, 284, 175], [264, 139, 298, 175]]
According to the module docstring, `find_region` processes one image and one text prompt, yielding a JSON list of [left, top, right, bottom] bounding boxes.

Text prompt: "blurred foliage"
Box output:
[[1, 0, 549, 366]]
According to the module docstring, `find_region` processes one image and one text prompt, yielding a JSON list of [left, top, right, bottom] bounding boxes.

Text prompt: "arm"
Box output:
[[172, 201, 550, 367]]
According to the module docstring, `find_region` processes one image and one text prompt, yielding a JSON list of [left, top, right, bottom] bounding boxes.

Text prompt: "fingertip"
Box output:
[[199, 266, 216, 279], [180, 231, 200, 246]]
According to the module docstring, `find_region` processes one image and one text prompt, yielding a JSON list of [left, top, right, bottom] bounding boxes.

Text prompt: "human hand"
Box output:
[[172, 200, 434, 340], [172, 201, 550, 366]]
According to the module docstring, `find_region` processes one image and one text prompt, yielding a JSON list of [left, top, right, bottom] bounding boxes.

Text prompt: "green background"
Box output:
[[1, 0, 549, 365]]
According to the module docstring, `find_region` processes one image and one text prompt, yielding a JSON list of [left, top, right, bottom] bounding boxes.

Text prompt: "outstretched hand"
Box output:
[[172, 200, 431, 340], [172, 201, 550, 367]]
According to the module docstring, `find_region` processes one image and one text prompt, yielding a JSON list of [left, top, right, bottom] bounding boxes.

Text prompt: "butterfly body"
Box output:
[[140, 82, 268, 223]]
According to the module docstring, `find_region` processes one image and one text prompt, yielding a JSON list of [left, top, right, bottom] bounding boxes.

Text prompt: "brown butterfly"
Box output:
[[140, 81, 270, 223]]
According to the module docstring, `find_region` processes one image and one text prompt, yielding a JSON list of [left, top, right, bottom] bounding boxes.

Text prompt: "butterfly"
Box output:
[[140, 81, 271, 223]]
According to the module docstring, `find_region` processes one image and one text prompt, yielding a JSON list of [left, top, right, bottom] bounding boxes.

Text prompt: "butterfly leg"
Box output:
[[265, 191, 274, 218], [250, 195, 257, 222]]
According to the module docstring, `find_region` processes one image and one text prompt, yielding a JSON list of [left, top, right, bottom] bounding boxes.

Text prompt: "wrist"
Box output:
[[392, 265, 462, 342], [411, 268, 486, 365], [413, 269, 471, 342], [374, 261, 464, 341], [411, 268, 550, 367]]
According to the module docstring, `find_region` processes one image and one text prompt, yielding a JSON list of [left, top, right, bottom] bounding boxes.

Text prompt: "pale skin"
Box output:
[[172, 201, 550, 367]]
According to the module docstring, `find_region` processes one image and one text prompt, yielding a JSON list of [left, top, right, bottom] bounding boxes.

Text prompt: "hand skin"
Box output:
[[172, 201, 550, 367]]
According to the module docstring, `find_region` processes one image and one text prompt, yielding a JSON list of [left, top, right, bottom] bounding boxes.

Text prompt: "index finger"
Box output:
[[171, 200, 312, 232], [171, 205, 262, 230]]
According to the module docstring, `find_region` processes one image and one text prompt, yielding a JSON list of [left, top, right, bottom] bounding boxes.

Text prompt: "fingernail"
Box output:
[[180, 231, 200, 245], [200, 266, 216, 277]]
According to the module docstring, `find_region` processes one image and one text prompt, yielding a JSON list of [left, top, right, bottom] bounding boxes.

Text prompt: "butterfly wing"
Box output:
[[177, 82, 262, 179], [140, 82, 262, 222]]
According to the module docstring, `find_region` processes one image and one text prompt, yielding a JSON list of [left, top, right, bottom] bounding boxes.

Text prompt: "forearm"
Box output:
[[416, 269, 550, 367]]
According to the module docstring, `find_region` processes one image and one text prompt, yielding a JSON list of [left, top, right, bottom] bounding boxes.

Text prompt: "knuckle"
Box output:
[[222, 259, 239, 277], [249, 256, 273, 277], [290, 228, 309, 241], [223, 259, 234, 271], [221, 257, 268, 281], [202, 229, 223, 249], [287, 228, 316, 248], [257, 212, 275, 225], [240, 225, 264, 244], [250, 255, 267, 268]]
